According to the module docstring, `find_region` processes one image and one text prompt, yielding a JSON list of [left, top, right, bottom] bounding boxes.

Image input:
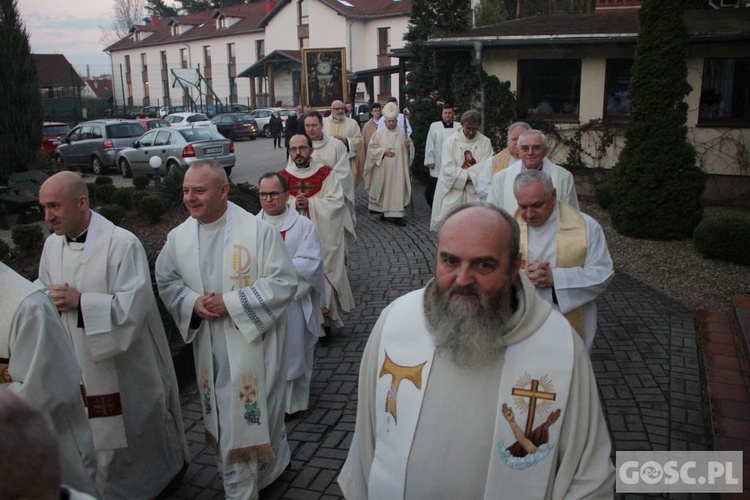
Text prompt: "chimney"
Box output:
[[265, 0, 274, 15], [151, 15, 160, 26]]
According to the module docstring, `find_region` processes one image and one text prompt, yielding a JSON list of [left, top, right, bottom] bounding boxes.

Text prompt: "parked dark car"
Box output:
[[117, 126, 235, 178], [54, 119, 146, 174], [41, 122, 71, 156], [211, 113, 259, 140], [137, 106, 160, 118]]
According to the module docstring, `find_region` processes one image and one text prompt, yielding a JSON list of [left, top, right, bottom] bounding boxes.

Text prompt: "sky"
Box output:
[[16, 0, 177, 78]]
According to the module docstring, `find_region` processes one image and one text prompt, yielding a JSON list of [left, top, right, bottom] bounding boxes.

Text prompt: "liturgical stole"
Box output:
[[369, 289, 575, 499], [517, 202, 587, 338]]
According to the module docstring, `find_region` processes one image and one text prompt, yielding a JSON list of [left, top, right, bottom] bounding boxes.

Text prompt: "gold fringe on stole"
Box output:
[[227, 443, 276, 465], [517, 201, 587, 339], [205, 429, 219, 453], [491, 148, 512, 175]]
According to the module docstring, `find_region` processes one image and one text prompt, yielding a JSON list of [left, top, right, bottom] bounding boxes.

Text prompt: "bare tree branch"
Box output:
[[100, 0, 146, 48]]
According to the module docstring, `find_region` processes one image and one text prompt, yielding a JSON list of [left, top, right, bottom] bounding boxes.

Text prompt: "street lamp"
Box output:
[[150, 156, 163, 186]]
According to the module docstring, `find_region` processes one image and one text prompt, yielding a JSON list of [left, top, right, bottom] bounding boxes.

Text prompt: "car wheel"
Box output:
[[54, 153, 64, 166], [119, 158, 133, 178], [224, 166, 233, 177], [91, 156, 105, 175], [166, 160, 180, 173], [263, 125, 271, 138]]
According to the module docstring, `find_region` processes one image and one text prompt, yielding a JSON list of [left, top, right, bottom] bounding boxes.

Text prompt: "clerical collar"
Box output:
[[442, 120, 455, 128], [66, 229, 88, 244]]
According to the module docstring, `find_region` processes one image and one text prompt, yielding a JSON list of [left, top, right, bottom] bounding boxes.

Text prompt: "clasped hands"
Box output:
[[48, 283, 80, 312], [194, 292, 228, 321], [525, 261, 554, 288]]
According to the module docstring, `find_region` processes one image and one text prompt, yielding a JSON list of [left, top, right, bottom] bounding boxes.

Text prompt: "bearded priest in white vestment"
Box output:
[[324, 100, 366, 188], [280, 134, 355, 328], [487, 129, 579, 214], [1, 262, 99, 496], [513, 170, 614, 350], [305, 110, 357, 231], [339, 204, 614, 499], [36, 172, 189, 499], [430, 109, 493, 231], [157, 161, 298, 499], [257, 172, 326, 415], [364, 102, 414, 226]]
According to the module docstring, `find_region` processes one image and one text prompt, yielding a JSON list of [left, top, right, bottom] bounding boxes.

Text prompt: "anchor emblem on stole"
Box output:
[[378, 352, 427, 424]]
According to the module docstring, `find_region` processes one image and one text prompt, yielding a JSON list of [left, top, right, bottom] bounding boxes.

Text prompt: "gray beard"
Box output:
[[331, 113, 345, 122], [423, 279, 515, 368]]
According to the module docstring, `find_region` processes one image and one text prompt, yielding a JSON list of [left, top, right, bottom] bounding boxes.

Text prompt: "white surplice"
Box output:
[[1, 263, 99, 496], [36, 211, 188, 500], [430, 129, 494, 231], [364, 126, 414, 217], [487, 158, 580, 215], [324, 115, 365, 188], [281, 160, 355, 325], [259, 206, 326, 414], [522, 202, 614, 350], [476, 147, 518, 200], [156, 203, 298, 499], [312, 132, 356, 225], [338, 276, 615, 499], [423, 120, 458, 179]]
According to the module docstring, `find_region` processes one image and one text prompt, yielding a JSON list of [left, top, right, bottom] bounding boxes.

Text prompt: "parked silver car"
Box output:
[[116, 126, 236, 178], [54, 119, 146, 174]]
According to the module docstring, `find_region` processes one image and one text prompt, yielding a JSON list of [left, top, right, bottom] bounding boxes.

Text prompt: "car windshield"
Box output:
[[43, 125, 71, 135], [178, 128, 223, 142], [187, 114, 209, 122], [107, 123, 146, 138], [149, 121, 169, 129]]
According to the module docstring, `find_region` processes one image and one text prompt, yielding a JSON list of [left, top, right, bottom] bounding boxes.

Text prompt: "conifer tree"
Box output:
[[0, 0, 42, 181], [609, 0, 706, 239]]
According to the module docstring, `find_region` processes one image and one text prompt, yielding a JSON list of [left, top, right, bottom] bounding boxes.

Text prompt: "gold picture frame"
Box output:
[[301, 47, 348, 109]]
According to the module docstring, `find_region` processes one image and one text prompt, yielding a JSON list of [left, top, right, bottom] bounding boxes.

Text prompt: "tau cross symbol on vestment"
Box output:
[[291, 178, 316, 196], [512, 376, 556, 436], [378, 352, 427, 424]]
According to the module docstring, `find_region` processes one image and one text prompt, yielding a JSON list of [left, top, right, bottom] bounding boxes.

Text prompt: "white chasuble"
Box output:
[[370, 289, 575, 499]]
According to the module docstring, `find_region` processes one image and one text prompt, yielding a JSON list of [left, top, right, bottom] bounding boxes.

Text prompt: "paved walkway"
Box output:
[[166, 182, 713, 499]]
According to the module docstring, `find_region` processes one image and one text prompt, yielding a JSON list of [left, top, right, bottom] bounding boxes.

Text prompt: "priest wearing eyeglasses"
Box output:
[[487, 129, 579, 215], [279, 134, 355, 331]]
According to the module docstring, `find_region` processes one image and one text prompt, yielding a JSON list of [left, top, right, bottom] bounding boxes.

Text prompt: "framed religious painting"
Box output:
[[301, 48, 348, 110]]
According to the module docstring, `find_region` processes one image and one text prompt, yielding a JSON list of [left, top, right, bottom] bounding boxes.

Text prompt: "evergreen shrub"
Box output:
[[138, 195, 167, 223], [111, 188, 133, 209], [595, 182, 613, 210], [131, 190, 149, 206], [133, 174, 150, 190], [11, 223, 43, 254], [94, 176, 113, 186], [0, 239, 11, 263], [693, 216, 750, 265], [98, 204, 125, 226], [94, 184, 116, 204], [156, 165, 187, 208], [87, 182, 96, 198]]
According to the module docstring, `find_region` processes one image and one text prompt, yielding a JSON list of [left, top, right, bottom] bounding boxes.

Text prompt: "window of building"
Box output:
[[217, 16, 227, 29], [227, 43, 236, 65], [124, 55, 132, 84], [604, 58, 632, 119], [180, 48, 188, 68], [161, 51, 168, 69], [256, 40, 265, 59], [378, 28, 390, 56], [699, 57, 750, 126], [141, 53, 147, 72], [171, 24, 180, 36], [299, 0, 309, 25], [204, 45, 212, 67], [518, 59, 581, 119]]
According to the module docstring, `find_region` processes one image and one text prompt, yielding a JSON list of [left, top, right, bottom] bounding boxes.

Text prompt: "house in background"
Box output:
[[82, 78, 113, 101], [104, 0, 411, 110], [33, 54, 85, 123], [426, 0, 750, 203]]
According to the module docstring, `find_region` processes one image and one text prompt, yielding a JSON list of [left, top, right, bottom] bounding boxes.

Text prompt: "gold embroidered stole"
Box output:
[[518, 202, 587, 338], [491, 148, 511, 175]]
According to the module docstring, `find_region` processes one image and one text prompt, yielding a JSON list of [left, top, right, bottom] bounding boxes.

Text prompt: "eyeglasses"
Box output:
[[520, 145, 545, 153], [289, 146, 310, 153], [259, 191, 282, 200]]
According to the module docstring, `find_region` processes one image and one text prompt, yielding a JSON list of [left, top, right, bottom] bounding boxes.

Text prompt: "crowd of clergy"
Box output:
[[1, 96, 617, 499]]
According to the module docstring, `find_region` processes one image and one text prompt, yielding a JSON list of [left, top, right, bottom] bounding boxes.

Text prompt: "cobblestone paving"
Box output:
[[166, 182, 713, 499]]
